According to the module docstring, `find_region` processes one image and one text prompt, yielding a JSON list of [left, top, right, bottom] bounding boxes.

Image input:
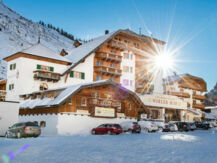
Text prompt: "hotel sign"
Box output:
[[95, 107, 115, 117], [140, 94, 187, 110]]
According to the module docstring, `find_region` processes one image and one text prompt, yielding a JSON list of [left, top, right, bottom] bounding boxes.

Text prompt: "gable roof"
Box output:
[[62, 29, 166, 75], [4, 43, 72, 63], [20, 80, 145, 109]]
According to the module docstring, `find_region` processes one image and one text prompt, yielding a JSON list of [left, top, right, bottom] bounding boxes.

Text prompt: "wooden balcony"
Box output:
[[89, 98, 121, 108], [192, 94, 206, 100], [96, 52, 122, 62], [33, 70, 60, 82], [94, 66, 122, 76], [167, 91, 190, 98], [192, 103, 205, 110], [107, 40, 147, 56], [0, 90, 6, 101]]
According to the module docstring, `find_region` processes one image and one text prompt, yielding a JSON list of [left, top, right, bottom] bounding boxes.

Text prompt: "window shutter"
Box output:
[[10, 64, 12, 70], [50, 67, 54, 72], [37, 64, 41, 70], [14, 64, 16, 69], [70, 71, 74, 77], [81, 72, 85, 79], [9, 85, 11, 90]]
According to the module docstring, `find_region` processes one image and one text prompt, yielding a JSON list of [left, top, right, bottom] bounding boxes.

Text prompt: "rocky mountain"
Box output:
[[204, 82, 217, 106], [0, 1, 76, 78]]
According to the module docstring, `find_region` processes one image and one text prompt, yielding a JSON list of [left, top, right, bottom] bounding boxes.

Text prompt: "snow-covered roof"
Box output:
[[163, 74, 187, 85], [202, 112, 217, 120], [21, 44, 71, 63], [20, 80, 113, 109], [205, 106, 217, 110], [20, 79, 145, 109], [187, 108, 200, 115], [65, 31, 116, 63]]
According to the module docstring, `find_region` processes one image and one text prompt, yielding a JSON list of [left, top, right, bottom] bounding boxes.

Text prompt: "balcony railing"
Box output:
[[95, 66, 122, 76], [107, 39, 148, 56], [166, 91, 190, 98], [192, 94, 206, 100], [192, 103, 205, 110], [33, 70, 60, 82], [96, 52, 122, 62], [0, 90, 6, 101]]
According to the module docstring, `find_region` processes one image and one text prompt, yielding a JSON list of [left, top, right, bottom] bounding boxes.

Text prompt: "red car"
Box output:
[[91, 124, 123, 135]]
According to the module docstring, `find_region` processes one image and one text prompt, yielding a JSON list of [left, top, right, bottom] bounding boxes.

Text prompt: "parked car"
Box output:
[[138, 121, 158, 132], [189, 122, 196, 131], [208, 121, 217, 128], [195, 121, 209, 130], [91, 124, 123, 135], [5, 122, 41, 138], [163, 123, 178, 132], [120, 121, 141, 133], [175, 122, 191, 132], [153, 121, 165, 132]]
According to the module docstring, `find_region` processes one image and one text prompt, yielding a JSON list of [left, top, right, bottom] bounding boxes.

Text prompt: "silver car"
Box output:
[[5, 122, 41, 138]]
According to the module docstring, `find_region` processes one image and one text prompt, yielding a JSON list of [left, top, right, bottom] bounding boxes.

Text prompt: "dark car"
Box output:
[[195, 121, 209, 130], [91, 124, 123, 135], [5, 122, 41, 138], [189, 122, 196, 131], [175, 122, 191, 132]]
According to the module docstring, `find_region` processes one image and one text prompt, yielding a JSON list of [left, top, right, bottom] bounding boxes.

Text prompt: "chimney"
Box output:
[[60, 49, 68, 56], [105, 30, 109, 35], [73, 40, 82, 48]]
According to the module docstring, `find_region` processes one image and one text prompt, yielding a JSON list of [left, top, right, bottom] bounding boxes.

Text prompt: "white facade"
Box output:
[[120, 51, 135, 91], [0, 101, 19, 136], [19, 114, 136, 136]]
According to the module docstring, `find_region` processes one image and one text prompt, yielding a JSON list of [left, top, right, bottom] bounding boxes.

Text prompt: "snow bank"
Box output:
[[161, 133, 198, 142]]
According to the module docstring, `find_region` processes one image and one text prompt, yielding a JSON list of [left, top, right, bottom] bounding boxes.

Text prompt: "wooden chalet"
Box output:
[[19, 80, 147, 119]]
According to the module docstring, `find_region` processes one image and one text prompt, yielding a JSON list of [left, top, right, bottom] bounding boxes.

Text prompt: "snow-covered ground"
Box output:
[[1, 129, 217, 163]]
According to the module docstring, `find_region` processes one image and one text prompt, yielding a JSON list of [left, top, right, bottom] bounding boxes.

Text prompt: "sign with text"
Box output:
[[95, 107, 115, 117], [140, 94, 187, 110]]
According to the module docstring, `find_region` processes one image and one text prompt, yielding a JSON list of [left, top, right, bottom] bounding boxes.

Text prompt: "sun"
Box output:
[[152, 49, 175, 74], [154, 52, 174, 71]]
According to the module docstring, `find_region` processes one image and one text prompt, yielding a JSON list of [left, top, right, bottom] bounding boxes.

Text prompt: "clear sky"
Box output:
[[3, 0, 217, 91]]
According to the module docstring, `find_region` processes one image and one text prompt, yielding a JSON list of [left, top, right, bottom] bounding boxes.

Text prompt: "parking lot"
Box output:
[[1, 128, 217, 163]]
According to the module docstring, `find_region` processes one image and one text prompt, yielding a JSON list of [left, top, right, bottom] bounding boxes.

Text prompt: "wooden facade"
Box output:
[[19, 83, 146, 119], [93, 30, 164, 94], [0, 80, 6, 101]]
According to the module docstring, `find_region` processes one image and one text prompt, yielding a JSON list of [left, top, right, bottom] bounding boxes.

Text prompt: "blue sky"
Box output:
[[4, 0, 217, 91]]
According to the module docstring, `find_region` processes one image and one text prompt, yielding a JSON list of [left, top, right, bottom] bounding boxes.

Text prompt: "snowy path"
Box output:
[[1, 130, 217, 163]]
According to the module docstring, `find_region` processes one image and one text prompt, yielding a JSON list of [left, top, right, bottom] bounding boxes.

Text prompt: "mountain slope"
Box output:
[[204, 82, 217, 106], [0, 1, 75, 78]]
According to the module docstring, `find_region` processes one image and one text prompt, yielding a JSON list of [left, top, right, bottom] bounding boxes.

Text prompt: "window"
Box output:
[[110, 63, 116, 68], [40, 121, 46, 127], [92, 92, 100, 98], [180, 88, 184, 92], [123, 66, 129, 73], [130, 80, 133, 86], [104, 93, 112, 100], [96, 76, 101, 81], [123, 53, 129, 59], [123, 79, 129, 86], [10, 63, 16, 70], [81, 97, 87, 106], [70, 71, 85, 80], [128, 103, 132, 110], [36, 64, 54, 72], [9, 84, 14, 90], [68, 98, 72, 105], [96, 61, 102, 66], [110, 50, 116, 54], [130, 67, 133, 73], [33, 121, 38, 125], [39, 83, 48, 91], [130, 54, 133, 60]]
